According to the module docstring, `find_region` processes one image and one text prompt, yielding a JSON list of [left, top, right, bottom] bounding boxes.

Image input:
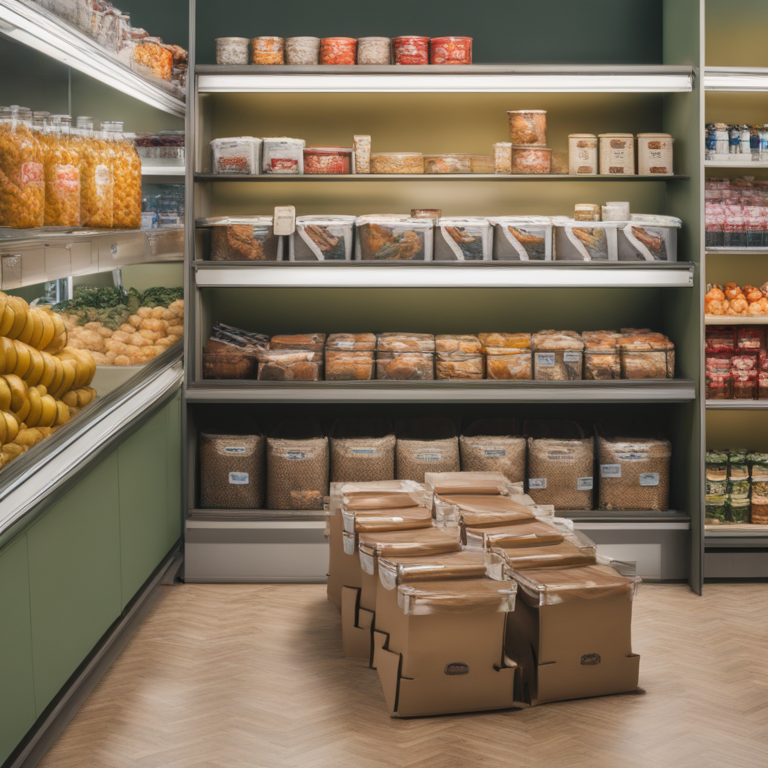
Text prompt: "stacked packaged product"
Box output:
[[323, 472, 641, 716], [202, 325, 676, 382], [705, 123, 768, 162], [705, 325, 768, 399], [705, 177, 768, 249], [705, 282, 768, 318], [706, 450, 768, 525]]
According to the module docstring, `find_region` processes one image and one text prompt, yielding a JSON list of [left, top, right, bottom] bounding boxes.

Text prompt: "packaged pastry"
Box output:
[[262, 137, 305, 174], [619, 335, 675, 379], [574, 203, 601, 222], [489, 217, 553, 261], [326, 333, 377, 351], [133, 38, 173, 80], [370, 152, 424, 174], [617, 215, 681, 262], [257, 350, 323, 380], [434, 217, 492, 261], [269, 333, 326, 351], [377, 333, 435, 353], [436, 354, 485, 380], [325, 351, 375, 380], [479, 333, 531, 350], [211, 137, 261, 174], [197, 216, 283, 261], [424, 154, 472, 174], [290, 216, 355, 261], [583, 331, 621, 380], [532, 332, 584, 381], [485, 349, 533, 380], [303, 146, 352, 174], [376, 352, 434, 380], [435, 335, 482, 355], [204, 322, 267, 380], [356, 216, 434, 260]]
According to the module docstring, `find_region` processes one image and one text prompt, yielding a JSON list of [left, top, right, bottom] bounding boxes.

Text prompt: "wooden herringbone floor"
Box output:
[[37, 583, 768, 768]]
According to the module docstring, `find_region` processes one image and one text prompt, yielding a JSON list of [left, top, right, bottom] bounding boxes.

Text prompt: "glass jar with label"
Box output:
[[76, 116, 112, 228], [44, 114, 80, 227]]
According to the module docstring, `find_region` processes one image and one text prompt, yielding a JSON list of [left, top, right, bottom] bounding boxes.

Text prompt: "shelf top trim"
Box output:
[[0, 0, 186, 116], [194, 173, 690, 183], [705, 67, 768, 92], [197, 64, 694, 93], [705, 316, 768, 325]]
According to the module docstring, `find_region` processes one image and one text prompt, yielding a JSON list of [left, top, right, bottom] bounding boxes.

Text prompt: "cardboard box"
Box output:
[[327, 507, 362, 611], [373, 578, 521, 717], [505, 563, 641, 705]]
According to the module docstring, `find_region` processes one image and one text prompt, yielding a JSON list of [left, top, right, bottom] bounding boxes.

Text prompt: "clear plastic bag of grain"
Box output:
[[460, 418, 525, 483], [526, 420, 594, 510], [597, 421, 671, 511], [395, 417, 460, 484], [267, 420, 329, 510], [331, 418, 396, 483], [200, 429, 265, 509]]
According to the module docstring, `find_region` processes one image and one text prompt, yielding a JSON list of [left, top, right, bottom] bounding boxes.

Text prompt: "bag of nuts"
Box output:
[[395, 417, 460, 484], [330, 418, 396, 484], [460, 418, 525, 483], [267, 419, 329, 510]]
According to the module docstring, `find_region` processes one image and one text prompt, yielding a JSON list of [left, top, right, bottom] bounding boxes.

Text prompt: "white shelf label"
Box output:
[[536, 353, 555, 367], [640, 473, 660, 486], [529, 478, 547, 489], [601, 464, 622, 478], [577, 477, 594, 490], [229, 472, 249, 485]]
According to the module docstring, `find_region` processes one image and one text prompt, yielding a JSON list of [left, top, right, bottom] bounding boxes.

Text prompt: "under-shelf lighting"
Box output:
[[705, 67, 768, 92], [198, 71, 693, 94], [0, 0, 185, 116]]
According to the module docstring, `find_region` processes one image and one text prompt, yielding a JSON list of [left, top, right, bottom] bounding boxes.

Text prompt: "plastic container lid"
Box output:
[[424, 471, 514, 496], [262, 137, 306, 145], [297, 215, 356, 225], [341, 505, 433, 534], [464, 519, 567, 550], [335, 481, 430, 515], [196, 216, 273, 227], [493, 533, 597, 571], [304, 146, 353, 155], [211, 136, 262, 145], [628, 214, 682, 228], [598, 133, 634, 138], [376, 332, 436, 353], [478, 333, 532, 350], [507, 109, 546, 114], [434, 494, 539, 528], [398, 578, 517, 616], [356, 527, 461, 562], [568, 133, 597, 138], [437, 217, 491, 229], [637, 133, 673, 139], [379, 550, 503, 590], [487, 216, 552, 226], [511, 563, 641, 606], [356, 214, 434, 229]]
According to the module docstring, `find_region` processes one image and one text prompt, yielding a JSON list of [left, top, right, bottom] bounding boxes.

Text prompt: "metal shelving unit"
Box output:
[[704, 315, 768, 325], [706, 400, 768, 409], [195, 173, 691, 183]]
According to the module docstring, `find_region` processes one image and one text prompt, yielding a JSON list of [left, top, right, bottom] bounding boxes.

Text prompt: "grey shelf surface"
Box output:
[[186, 378, 697, 404], [704, 316, 768, 325], [193, 260, 696, 289], [706, 247, 768, 255], [564, 509, 690, 525], [188, 509, 325, 522], [195, 173, 690, 183]]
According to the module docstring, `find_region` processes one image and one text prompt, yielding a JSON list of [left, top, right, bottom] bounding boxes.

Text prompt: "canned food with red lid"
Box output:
[[392, 36, 430, 65], [430, 36, 472, 65], [303, 147, 353, 175], [320, 37, 357, 65]]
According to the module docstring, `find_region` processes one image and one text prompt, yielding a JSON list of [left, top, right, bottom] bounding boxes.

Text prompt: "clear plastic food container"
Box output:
[[553, 218, 619, 261], [341, 505, 432, 534], [583, 332, 621, 380], [289, 215, 355, 261], [463, 519, 567, 550], [269, 333, 326, 351], [326, 333, 377, 351], [257, 350, 323, 381], [356, 216, 434, 260], [397, 578, 516, 617], [211, 137, 261, 175], [617, 215, 681, 262], [424, 154, 472, 174], [370, 152, 424, 174], [262, 137, 305, 174], [532, 332, 584, 381], [197, 216, 283, 261], [325, 351, 375, 380], [493, 533, 597, 571], [489, 216, 553, 261], [434, 217, 492, 261], [376, 352, 435, 380], [436, 354, 485, 379], [619, 336, 675, 379], [485, 348, 532, 380], [435, 335, 483, 355], [434, 494, 536, 528], [378, 550, 502, 590]]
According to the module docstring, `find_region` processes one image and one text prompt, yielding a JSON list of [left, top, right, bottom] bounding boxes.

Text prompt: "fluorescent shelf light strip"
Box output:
[[0, 1, 185, 116], [198, 73, 693, 94], [705, 71, 768, 92]]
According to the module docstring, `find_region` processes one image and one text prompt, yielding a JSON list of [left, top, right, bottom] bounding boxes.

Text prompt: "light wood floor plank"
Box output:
[[37, 583, 768, 768]]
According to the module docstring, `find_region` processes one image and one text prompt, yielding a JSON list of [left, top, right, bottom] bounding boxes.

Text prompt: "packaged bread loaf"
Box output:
[[533, 331, 584, 381], [395, 418, 460, 483], [527, 420, 594, 510], [331, 418, 395, 483], [435, 335, 482, 355], [460, 418, 526, 483], [619, 334, 675, 379], [198, 216, 283, 261], [583, 331, 621, 380], [377, 352, 434, 380], [378, 333, 435, 353], [436, 353, 484, 380], [257, 350, 323, 380], [325, 333, 376, 379], [269, 333, 326, 352], [267, 420, 328, 510], [481, 333, 532, 380], [356, 215, 433, 261]]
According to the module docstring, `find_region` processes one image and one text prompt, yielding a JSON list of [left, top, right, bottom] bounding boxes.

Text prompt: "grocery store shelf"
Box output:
[[0, 227, 184, 289], [705, 525, 768, 539], [706, 400, 768, 410], [705, 315, 768, 325], [705, 66, 768, 92], [142, 166, 186, 183], [566, 509, 690, 526], [185, 379, 697, 404], [196, 64, 694, 93], [705, 161, 768, 169], [193, 261, 695, 289], [0, 347, 182, 543], [194, 173, 690, 183], [0, 0, 185, 116], [188, 509, 325, 522], [706, 247, 768, 255]]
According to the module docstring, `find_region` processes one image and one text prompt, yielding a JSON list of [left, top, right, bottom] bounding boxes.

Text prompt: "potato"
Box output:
[[114, 355, 133, 366], [83, 322, 102, 331], [151, 306, 165, 319], [155, 337, 175, 348], [129, 334, 152, 347], [166, 325, 184, 338], [91, 352, 111, 366], [129, 315, 142, 328], [137, 307, 152, 318], [105, 340, 126, 355], [106, 350, 118, 362], [124, 345, 140, 357], [118, 324, 135, 335], [66, 338, 85, 349], [140, 318, 164, 332], [111, 331, 131, 343], [140, 329, 163, 342]]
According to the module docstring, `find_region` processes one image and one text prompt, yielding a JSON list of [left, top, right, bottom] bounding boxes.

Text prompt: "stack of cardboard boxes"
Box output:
[[326, 472, 641, 717]]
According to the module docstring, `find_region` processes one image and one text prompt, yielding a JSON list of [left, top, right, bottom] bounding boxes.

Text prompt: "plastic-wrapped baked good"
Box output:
[[583, 331, 621, 380], [485, 349, 532, 380], [198, 216, 283, 261], [257, 350, 323, 380], [479, 333, 531, 350], [436, 353, 484, 379], [290, 216, 355, 261], [533, 332, 584, 381], [511, 146, 552, 174], [356, 215, 434, 260], [376, 352, 434, 380], [377, 333, 435, 353], [526, 420, 594, 510], [303, 147, 352, 174], [460, 419, 526, 483], [489, 217, 553, 261], [203, 322, 267, 379], [133, 38, 173, 80], [211, 137, 261, 175], [619, 335, 674, 379], [370, 152, 424, 174], [326, 333, 377, 351], [325, 351, 374, 380], [553, 218, 619, 261], [435, 335, 482, 355], [269, 333, 326, 351], [617, 215, 681, 262], [434, 217, 492, 261]]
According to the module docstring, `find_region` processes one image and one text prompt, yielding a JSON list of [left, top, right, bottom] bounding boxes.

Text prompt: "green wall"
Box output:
[[0, 394, 182, 765]]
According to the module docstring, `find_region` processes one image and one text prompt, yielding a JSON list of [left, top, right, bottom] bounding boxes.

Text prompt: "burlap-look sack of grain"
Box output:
[[460, 418, 525, 483], [395, 417, 460, 484], [331, 418, 395, 483], [526, 420, 594, 510], [598, 433, 671, 511], [267, 420, 329, 510], [200, 431, 265, 509]]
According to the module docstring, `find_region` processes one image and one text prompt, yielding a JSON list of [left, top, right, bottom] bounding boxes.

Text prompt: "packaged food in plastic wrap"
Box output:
[[43, 114, 81, 227], [424, 154, 473, 174], [597, 423, 671, 511], [211, 137, 261, 174], [485, 348, 533, 380], [507, 110, 547, 146], [706, 449, 729, 481], [376, 352, 434, 380], [303, 146, 353, 175], [200, 429, 265, 509], [511, 146, 552, 174], [434, 217, 492, 261], [356, 527, 461, 563], [356, 215, 433, 260], [378, 333, 435, 353], [583, 331, 621, 380], [526, 420, 594, 510], [197, 216, 283, 261], [434, 493, 536, 528], [370, 152, 424, 174], [331, 418, 395, 483], [378, 550, 502, 590], [269, 333, 326, 351], [203, 322, 267, 379], [325, 351, 374, 380], [266, 420, 328, 510], [706, 494, 728, 523], [489, 216, 553, 261], [290, 216, 355, 261], [133, 38, 173, 81], [424, 470, 515, 496], [493, 532, 597, 570], [397, 578, 516, 617], [619, 335, 675, 379], [262, 137, 305, 174], [533, 331, 584, 381], [396, 418, 459, 483], [257, 350, 323, 381], [436, 353, 484, 380], [617, 215, 681, 262], [553, 218, 619, 261], [729, 496, 751, 523], [341, 505, 432, 534], [463, 519, 568, 550], [460, 419, 526, 482], [76, 117, 112, 228], [339, 480, 431, 512]]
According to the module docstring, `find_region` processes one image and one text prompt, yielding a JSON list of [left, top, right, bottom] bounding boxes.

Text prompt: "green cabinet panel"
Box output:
[[118, 408, 171, 607], [166, 394, 182, 552], [0, 535, 36, 765], [27, 452, 122, 716]]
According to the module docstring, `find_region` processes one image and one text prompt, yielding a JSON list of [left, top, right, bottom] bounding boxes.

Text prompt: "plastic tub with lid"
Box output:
[[489, 216, 553, 261], [552, 217, 619, 261], [356, 215, 434, 260], [211, 137, 261, 174], [290, 215, 356, 261], [434, 217, 492, 261], [616, 214, 681, 262], [197, 216, 283, 261]]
